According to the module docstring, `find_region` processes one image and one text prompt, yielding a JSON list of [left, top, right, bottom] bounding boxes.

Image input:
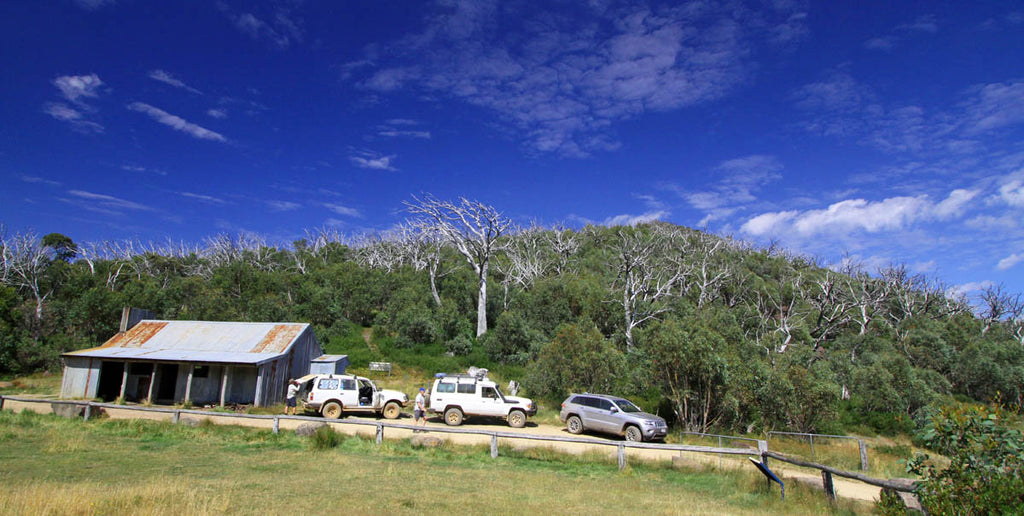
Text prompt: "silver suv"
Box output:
[[559, 393, 668, 442]]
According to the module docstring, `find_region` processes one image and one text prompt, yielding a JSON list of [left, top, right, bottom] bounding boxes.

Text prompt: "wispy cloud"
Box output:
[[73, 0, 115, 9], [323, 203, 361, 217], [347, 3, 807, 157], [602, 210, 669, 227], [65, 190, 154, 215], [121, 164, 167, 176], [865, 14, 939, 50], [180, 192, 228, 205], [127, 102, 227, 142], [349, 151, 397, 171], [673, 154, 783, 226], [21, 175, 62, 186], [220, 4, 303, 49], [148, 70, 203, 95], [207, 108, 228, 119], [267, 200, 301, 212], [46, 74, 106, 132], [997, 253, 1024, 271], [44, 103, 103, 133]]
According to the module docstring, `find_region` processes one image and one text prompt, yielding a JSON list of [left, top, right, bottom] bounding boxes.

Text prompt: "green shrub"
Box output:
[[309, 425, 344, 450], [445, 334, 473, 356]]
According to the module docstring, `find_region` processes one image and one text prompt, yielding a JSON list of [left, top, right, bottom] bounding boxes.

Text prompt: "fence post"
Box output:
[[718, 436, 723, 468], [859, 439, 868, 471], [617, 444, 626, 470], [376, 424, 383, 446], [173, 410, 180, 424], [821, 471, 836, 502], [0, 395, 5, 412], [810, 434, 815, 462], [83, 402, 92, 422], [273, 416, 280, 434], [491, 434, 498, 459]]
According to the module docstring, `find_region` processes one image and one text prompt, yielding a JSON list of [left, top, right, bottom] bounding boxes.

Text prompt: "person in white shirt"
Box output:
[[414, 387, 427, 430], [285, 379, 300, 415]]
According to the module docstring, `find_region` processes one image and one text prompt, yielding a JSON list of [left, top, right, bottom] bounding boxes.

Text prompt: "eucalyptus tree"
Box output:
[[405, 195, 512, 337], [612, 225, 688, 352]]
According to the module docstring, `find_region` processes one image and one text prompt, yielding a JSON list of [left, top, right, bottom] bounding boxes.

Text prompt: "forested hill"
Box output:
[[2, 218, 1022, 435]]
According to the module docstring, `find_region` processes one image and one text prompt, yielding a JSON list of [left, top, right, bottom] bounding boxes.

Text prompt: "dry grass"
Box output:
[[0, 410, 870, 515]]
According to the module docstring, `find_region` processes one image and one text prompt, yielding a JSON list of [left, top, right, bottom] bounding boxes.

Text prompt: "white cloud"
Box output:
[[148, 70, 203, 95], [997, 253, 1024, 271], [66, 190, 154, 213], [349, 153, 396, 171], [378, 130, 431, 139], [43, 103, 103, 133], [207, 108, 228, 119], [741, 189, 978, 237], [180, 192, 228, 205], [349, 3, 806, 157], [602, 210, 669, 227], [54, 74, 104, 103], [73, 0, 115, 9], [680, 154, 783, 211], [21, 175, 61, 186], [947, 280, 995, 298], [963, 80, 1024, 133], [323, 203, 361, 218], [127, 102, 227, 142], [267, 200, 301, 212], [221, 5, 303, 49]]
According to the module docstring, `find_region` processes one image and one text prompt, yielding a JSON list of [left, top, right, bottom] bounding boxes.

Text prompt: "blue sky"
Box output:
[[1, 1, 1023, 298]]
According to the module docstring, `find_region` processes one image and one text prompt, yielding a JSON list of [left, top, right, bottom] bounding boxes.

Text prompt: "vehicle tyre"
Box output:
[[444, 407, 464, 426], [566, 415, 583, 434], [382, 401, 401, 420], [624, 425, 642, 442], [508, 410, 526, 428], [322, 401, 343, 420]]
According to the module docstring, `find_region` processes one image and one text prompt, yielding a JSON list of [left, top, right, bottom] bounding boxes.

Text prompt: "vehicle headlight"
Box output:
[[643, 420, 658, 426]]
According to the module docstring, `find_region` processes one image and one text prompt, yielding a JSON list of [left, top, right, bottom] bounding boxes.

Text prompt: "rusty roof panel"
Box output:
[[64, 320, 311, 363], [250, 324, 304, 354]]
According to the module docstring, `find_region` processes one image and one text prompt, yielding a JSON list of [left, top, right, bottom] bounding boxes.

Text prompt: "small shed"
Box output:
[[309, 354, 349, 375], [60, 318, 323, 407]]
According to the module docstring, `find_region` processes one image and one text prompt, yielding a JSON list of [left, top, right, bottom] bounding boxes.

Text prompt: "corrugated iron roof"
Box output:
[[65, 320, 311, 364]]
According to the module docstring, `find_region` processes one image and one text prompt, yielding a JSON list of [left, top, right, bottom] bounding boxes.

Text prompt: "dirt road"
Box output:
[[3, 399, 884, 504]]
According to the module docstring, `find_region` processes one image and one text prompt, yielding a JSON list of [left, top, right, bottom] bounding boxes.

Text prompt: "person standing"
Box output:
[[285, 379, 300, 415], [414, 387, 427, 431]]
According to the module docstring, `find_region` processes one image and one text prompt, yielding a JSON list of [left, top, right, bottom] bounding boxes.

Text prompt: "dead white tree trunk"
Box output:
[[613, 226, 687, 352], [405, 195, 512, 337]]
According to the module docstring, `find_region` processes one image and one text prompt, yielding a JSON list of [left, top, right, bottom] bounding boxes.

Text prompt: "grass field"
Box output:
[[0, 410, 872, 515]]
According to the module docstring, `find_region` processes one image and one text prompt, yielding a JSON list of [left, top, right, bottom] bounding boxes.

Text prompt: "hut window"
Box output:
[[193, 366, 210, 378]]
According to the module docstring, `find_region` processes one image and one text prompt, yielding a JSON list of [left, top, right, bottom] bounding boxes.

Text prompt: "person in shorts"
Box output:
[[285, 379, 300, 415], [414, 387, 427, 430]]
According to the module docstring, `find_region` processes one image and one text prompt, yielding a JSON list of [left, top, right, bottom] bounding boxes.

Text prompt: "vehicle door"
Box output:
[[572, 396, 598, 430], [338, 378, 359, 407], [478, 385, 505, 416], [590, 398, 620, 434]]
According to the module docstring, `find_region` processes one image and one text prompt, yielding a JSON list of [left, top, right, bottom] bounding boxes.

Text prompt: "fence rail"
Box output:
[[767, 430, 869, 471], [0, 395, 761, 468], [1, 395, 916, 503]]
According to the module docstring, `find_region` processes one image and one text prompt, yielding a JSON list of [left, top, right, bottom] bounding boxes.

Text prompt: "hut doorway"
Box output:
[[96, 361, 125, 402], [156, 363, 179, 403]]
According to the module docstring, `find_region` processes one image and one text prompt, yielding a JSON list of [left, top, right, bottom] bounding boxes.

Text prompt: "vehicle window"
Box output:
[[481, 387, 498, 399], [437, 382, 456, 393], [597, 399, 614, 411], [578, 396, 597, 407], [317, 378, 340, 390], [341, 379, 356, 390], [614, 399, 638, 411], [457, 383, 475, 394]]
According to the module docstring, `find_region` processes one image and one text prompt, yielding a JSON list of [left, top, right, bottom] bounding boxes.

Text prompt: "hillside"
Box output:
[[2, 219, 1022, 437]]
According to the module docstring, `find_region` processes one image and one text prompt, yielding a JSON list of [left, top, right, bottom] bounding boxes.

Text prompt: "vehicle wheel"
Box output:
[[508, 410, 526, 428], [322, 401, 342, 420], [566, 415, 583, 434], [382, 401, 401, 420], [444, 407, 464, 426], [624, 425, 642, 442]]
